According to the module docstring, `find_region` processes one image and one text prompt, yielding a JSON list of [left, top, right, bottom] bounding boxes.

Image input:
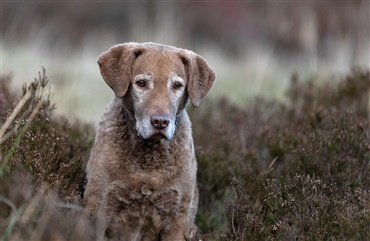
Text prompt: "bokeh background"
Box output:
[[2, 1, 369, 123], [1, 2, 370, 239]]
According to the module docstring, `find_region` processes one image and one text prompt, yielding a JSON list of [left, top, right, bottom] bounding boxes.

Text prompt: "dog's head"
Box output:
[[97, 42, 215, 140]]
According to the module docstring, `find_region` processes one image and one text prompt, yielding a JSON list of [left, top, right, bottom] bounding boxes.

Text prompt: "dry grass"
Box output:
[[190, 68, 369, 240], [1, 68, 369, 240], [1, 69, 95, 240]]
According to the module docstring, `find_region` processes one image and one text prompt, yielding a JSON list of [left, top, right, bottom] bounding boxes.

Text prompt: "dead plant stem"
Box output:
[[0, 99, 44, 176], [0, 90, 32, 140]]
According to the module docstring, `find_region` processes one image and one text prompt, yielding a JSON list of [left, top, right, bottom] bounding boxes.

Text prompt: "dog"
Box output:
[[84, 42, 215, 240]]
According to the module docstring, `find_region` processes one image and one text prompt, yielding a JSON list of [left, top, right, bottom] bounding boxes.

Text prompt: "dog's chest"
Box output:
[[111, 139, 189, 181], [105, 182, 181, 234]]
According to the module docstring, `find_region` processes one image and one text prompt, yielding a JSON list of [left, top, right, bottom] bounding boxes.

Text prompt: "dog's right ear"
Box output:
[[97, 43, 144, 98]]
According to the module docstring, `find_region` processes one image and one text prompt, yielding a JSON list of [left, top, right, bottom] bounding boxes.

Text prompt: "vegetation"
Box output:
[[0, 69, 95, 240], [191, 69, 370, 240], [0, 68, 369, 240]]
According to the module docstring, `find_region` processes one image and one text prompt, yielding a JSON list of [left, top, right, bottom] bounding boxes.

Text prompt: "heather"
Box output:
[[1, 69, 369, 240]]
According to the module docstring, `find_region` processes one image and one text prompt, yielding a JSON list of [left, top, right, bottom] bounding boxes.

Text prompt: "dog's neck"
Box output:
[[119, 106, 186, 170]]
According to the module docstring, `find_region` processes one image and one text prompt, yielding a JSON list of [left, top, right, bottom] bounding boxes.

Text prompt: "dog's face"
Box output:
[[130, 49, 189, 140], [97, 42, 215, 140]]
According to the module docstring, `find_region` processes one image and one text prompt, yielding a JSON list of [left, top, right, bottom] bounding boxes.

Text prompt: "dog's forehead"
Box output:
[[132, 46, 186, 78]]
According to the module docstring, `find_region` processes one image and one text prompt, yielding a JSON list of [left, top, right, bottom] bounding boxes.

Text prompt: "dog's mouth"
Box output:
[[151, 132, 168, 140], [138, 130, 169, 141], [136, 117, 175, 141]]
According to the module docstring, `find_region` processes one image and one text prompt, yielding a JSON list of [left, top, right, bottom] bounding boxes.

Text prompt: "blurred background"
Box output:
[[2, 1, 369, 123]]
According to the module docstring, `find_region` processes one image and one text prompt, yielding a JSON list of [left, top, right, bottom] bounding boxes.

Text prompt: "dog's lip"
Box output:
[[139, 130, 169, 141], [151, 130, 169, 140], [152, 133, 167, 140]]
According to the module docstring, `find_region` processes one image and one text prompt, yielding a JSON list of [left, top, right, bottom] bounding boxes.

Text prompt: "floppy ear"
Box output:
[[181, 51, 216, 107], [97, 43, 144, 98]]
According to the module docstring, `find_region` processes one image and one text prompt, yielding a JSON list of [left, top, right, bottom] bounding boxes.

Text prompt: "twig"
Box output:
[[0, 195, 25, 241], [19, 99, 44, 136], [0, 194, 17, 213], [0, 90, 31, 140], [29, 198, 53, 241], [57, 202, 84, 211], [0, 123, 19, 145], [0, 99, 44, 176]]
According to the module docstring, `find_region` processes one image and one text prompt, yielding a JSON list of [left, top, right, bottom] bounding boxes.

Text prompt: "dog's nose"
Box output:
[[151, 115, 170, 129]]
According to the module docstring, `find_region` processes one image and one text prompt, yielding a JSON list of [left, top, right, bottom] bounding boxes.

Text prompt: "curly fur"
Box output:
[[84, 42, 215, 241]]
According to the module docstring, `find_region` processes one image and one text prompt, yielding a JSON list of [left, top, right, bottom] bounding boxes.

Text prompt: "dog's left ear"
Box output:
[[180, 51, 216, 107]]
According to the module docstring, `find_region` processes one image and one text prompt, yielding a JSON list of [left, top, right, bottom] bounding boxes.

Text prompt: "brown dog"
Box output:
[[84, 42, 215, 240]]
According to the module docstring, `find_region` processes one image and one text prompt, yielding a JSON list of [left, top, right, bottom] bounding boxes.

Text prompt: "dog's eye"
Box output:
[[173, 82, 183, 90], [136, 79, 146, 87]]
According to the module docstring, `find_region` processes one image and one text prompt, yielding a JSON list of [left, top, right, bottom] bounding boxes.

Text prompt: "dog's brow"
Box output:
[[169, 74, 184, 84], [172, 75, 184, 83], [134, 73, 152, 81]]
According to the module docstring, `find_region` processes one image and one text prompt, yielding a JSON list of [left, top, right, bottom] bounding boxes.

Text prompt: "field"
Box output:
[[1, 2, 369, 241]]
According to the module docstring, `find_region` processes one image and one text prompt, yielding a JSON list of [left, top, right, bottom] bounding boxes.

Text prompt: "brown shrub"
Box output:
[[0, 69, 95, 240], [1, 68, 369, 240], [0, 69, 93, 201], [223, 175, 369, 240], [190, 69, 370, 239]]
